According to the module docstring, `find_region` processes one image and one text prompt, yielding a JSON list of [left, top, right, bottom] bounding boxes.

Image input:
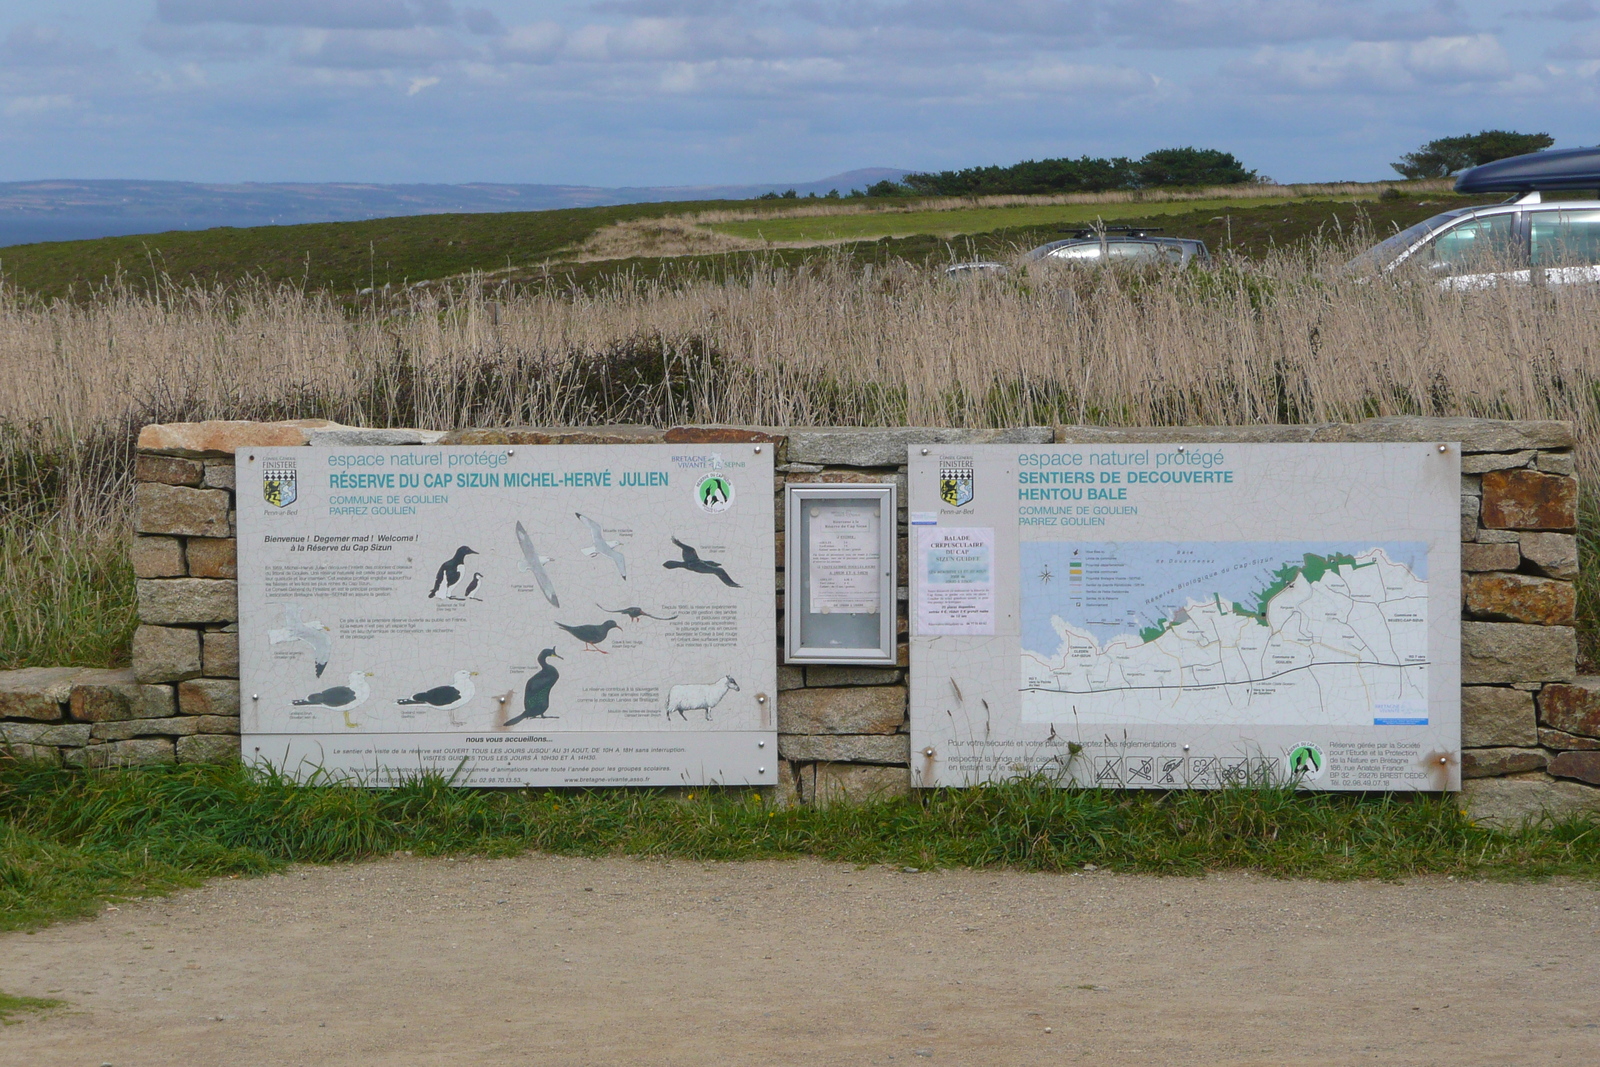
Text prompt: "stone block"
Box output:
[[1461, 686, 1537, 747], [91, 716, 203, 741], [777, 686, 906, 734], [788, 426, 1051, 466], [0, 722, 92, 747], [135, 454, 204, 486], [806, 762, 911, 804], [1460, 475, 1481, 498], [190, 715, 241, 734], [136, 578, 238, 625], [185, 538, 237, 579], [203, 631, 240, 678], [805, 666, 902, 687], [202, 460, 237, 490], [0, 667, 123, 721], [1060, 425, 1320, 444], [436, 426, 664, 446], [1462, 747, 1547, 779], [1480, 470, 1577, 531], [1550, 751, 1600, 785], [1338, 417, 1574, 453], [1539, 728, 1600, 751], [777, 665, 805, 691], [1460, 542, 1520, 572], [664, 426, 784, 446], [1460, 495, 1478, 542], [1538, 679, 1600, 738], [137, 418, 330, 456], [131, 625, 201, 683], [1536, 452, 1576, 475], [1463, 573, 1575, 625], [1477, 528, 1519, 544], [71, 676, 177, 722], [178, 679, 241, 717], [1461, 622, 1575, 684], [0, 744, 60, 766], [177, 734, 240, 764], [1461, 773, 1600, 826], [779, 734, 910, 764], [131, 536, 186, 578], [1460, 451, 1533, 474], [1519, 532, 1579, 581], [305, 428, 444, 447], [68, 738, 176, 768], [136, 483, 230, 537]]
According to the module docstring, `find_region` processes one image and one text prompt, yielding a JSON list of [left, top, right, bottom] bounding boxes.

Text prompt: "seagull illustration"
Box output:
[[514, 521, 559, 607], [396, 669, 478, 725], [597, 604, 678, 623], [576, 512, 627, 579], [505, 649, 561, 725], [292, 671, 375, 729], [555, 619, 621, 653], [268, 604, 333, 677], [663, 537, 740, 588]]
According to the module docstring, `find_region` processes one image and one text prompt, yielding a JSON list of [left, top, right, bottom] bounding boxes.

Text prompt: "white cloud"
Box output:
[[4, 93, 74, 116], [156, 0, 457, 30], [407, 74, 440, 94], [294, 28, 476, 69], [1236, 34, 1511, 92]]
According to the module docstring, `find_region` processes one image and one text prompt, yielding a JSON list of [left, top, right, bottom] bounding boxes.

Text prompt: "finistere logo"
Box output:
[[939, 457, 974, 508], [262, 457, 297, 508], [696, 473, 734, 513]]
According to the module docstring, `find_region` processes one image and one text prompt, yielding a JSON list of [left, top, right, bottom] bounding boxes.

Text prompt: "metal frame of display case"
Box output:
[[784, 483, 898, 666]]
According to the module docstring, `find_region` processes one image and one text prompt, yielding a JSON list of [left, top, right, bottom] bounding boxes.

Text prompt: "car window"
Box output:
[[1047, 243, 1102, 260], [1345, 207, 1475, 272], [1415, 213, 1518, 274], [1531, 210, 1600, 267]]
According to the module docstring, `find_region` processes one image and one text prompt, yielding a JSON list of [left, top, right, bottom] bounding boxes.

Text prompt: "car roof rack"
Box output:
[[1455, 146, 1600, 194]]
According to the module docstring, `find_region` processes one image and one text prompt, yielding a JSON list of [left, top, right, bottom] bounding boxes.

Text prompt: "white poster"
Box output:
[[807, 505, 881, 614], [915, 527, 995, 634], [908, 444, 1461, 791], [236, 444, 776, 787]]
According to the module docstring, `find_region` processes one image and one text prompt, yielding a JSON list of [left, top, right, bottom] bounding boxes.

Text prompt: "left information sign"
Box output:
[[236, 444, 776, 787]]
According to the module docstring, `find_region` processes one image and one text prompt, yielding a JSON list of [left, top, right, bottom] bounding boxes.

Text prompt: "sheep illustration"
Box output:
[[664, 675, 740, 721]]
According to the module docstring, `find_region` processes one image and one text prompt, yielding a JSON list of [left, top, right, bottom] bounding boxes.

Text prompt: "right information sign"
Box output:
[[908, 443, 1461, 791]]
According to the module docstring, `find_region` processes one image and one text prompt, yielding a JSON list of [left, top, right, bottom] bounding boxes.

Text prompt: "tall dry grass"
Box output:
[[2, 240, 1597, 665]]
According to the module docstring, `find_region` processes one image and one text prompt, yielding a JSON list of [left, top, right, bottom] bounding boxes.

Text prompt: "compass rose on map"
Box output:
[[1037, 564, 1054, 585]]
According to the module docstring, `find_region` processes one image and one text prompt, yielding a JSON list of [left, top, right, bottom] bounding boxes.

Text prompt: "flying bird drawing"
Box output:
[[505, 648, 562, 725], [292, 670, 375, 729], [597, 604, 678, 623], [268, 604, 333, 677], [555, 619, 621, 653], [514, 521, 560, 607], [576, 512, 627, 579], [428, 545, 478, 599], [663, 537, 741, 587]]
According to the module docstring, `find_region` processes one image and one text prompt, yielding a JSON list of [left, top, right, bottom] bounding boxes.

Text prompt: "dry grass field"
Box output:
[[3, 238, 1598, 667]]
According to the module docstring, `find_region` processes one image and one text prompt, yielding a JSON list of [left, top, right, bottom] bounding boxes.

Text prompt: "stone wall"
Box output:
[[3, 415, 1593, 822]]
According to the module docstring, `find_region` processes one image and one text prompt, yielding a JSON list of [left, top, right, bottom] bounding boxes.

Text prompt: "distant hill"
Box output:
[[0, 169, 909, 247]]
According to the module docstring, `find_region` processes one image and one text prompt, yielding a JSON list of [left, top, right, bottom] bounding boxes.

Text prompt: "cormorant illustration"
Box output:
[[396, 669, 478, 714], [663, 537, 741, 587], [428, 546, 478, 599], [576, 513, 627, 579], [597, 604, 678, 623], [555, 619, 621, 653], [505, 649, 561, 725], [292, 670, 375, 729], [514, 521, 560, 607], [463, 573, 484, 601], [268, 603, 332, 677]]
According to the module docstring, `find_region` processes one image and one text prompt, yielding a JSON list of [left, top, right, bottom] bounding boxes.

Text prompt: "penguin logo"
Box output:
[[696, 473, 734, 514], [263, 459, 297, 508], [1288, 743, 1325, 781]]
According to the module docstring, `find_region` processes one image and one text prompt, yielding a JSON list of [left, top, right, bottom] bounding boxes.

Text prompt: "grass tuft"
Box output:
[[3, 761, 1599, 932]]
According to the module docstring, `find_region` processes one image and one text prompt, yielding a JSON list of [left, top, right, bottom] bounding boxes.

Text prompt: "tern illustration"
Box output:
[[576, 512, 627, 579]]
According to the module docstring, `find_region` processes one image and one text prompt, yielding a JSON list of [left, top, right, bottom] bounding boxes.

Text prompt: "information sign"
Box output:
[[908, 443, 1461, 790], [237, 444, 776, 786]]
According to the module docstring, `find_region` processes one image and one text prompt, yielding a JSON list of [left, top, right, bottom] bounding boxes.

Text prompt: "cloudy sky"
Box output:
[[0, 1, 1592, 186]]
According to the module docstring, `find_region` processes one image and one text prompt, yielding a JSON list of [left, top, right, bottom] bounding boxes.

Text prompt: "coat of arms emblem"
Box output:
[[939, 458, 974, 507], [262, 459, 297, 508]]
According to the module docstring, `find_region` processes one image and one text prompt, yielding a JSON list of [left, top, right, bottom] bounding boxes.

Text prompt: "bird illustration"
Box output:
[[505, 649, 561, 725], [268, 604, 332, 677], [514, 521, 559, 607], [597, 604, 678, 623], [463, 573, 484, 601], [663, 537, 741, 587], [576, 513, 627, 579], [555, 619, 621, 653], [396, 670, 478, 725], [428, 546, 478, 599], [292, 671, 375, 729]]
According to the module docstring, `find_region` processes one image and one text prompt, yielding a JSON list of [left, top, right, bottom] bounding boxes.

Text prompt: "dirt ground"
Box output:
[[1, 856, 1597, 1067]]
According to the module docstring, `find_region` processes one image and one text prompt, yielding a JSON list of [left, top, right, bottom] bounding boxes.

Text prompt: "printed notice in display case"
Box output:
[[785, 484, 898, 665], [915, 527, 994, 635], [807, 505, 881, 615], [235, 444, 776, 788]]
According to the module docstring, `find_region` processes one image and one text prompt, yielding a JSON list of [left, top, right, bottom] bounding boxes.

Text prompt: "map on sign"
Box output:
[[1020, 541, 1429, 727]]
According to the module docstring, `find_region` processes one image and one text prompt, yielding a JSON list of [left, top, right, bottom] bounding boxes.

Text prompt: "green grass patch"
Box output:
[[0, 991, 64, 1024], [3, 761, 1598, 932], [0, 517, 136, 670]]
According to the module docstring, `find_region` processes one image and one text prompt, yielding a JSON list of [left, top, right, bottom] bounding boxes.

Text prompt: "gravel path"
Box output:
[[2, 856, 1597, 1066]]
